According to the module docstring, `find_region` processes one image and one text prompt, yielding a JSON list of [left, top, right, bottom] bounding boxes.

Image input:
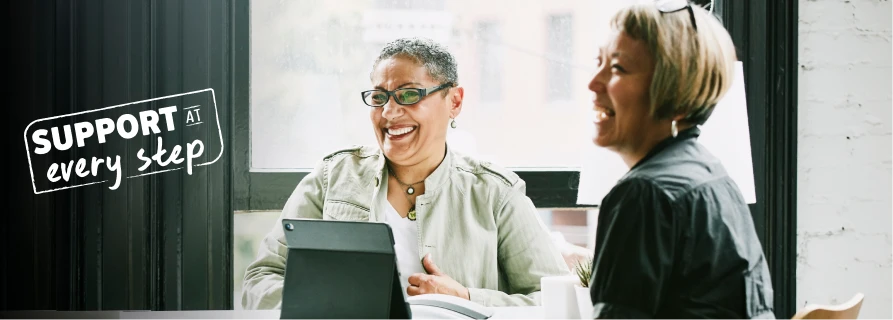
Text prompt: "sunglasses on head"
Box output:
[[656, 0, 698, 31]]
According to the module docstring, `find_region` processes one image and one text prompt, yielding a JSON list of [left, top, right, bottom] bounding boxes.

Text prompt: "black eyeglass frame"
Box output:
[[360, 82, 454, 107], [657, 0, 698, 31]]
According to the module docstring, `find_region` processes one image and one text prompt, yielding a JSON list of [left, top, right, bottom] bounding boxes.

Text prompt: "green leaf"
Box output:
[[573, 256, 593, 288]]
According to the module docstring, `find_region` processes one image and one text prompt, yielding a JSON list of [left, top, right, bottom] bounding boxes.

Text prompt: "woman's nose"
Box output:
[[588, 74, 602, 93], [381, 98, 402, 120], [588, 66, 608, 93]]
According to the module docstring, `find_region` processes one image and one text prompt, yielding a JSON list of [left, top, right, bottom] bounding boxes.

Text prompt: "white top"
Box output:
[[379, 181, 427, 297]]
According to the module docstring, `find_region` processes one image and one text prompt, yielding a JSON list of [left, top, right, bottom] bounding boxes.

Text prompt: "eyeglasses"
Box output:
[[656, 0, 697, 32], [360, 82, 453, 107]]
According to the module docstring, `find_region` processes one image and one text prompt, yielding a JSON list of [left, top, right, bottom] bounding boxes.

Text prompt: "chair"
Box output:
[[792, 293, 864, 319]]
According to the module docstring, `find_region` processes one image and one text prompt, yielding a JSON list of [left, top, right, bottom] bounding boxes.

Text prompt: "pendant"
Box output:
[[407, 187, 415, 195], [407, 207, 417, 221]]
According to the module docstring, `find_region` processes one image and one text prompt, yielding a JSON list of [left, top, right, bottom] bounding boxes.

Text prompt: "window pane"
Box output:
[[546, 14, 573, 100], [250, 0, 639, 171], [476, 21, 502, 103]]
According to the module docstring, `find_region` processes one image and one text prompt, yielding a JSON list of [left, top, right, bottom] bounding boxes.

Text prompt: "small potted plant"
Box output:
[[573, 257, 594, 319]]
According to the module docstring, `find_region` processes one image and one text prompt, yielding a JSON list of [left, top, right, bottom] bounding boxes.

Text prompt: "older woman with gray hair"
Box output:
[[241, 37, 569, 309], [585, 1, 775, 319]]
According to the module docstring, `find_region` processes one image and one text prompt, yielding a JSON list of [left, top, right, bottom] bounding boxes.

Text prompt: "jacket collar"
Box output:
[[375, 142, 454, 201], [423, 143, 454, 198]]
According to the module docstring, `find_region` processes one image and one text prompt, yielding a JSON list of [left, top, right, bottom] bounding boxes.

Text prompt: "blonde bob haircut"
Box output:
[[610, 3, 737, 125]]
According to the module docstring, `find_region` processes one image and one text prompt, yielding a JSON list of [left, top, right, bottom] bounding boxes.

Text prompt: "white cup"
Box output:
[[541, 275, 581, 319]]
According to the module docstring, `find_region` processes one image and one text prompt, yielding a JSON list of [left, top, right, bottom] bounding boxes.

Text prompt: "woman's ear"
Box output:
[[671, 114, 695, 132], [449, 86, 464, 118], [672, 114, 687, 122]]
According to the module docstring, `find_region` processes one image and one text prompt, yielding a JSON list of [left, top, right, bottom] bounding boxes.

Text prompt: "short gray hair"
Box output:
[[371, 37, 458, 92]]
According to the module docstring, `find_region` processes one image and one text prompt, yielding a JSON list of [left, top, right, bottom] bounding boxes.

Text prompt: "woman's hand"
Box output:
[[406, 254, 470, 300]]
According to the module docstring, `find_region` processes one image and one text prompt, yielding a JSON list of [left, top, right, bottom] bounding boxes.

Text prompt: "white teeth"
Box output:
[[592, 107, 614, 123], [387, 127, 415, 136]]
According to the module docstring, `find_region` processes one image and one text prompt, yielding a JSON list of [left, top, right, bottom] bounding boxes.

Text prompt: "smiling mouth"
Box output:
[[385, 126, 417, 137], [594, 105, 616, 122]]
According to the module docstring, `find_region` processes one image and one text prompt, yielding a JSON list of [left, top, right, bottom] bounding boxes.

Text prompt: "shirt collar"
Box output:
[[630, 126, 701, 171]]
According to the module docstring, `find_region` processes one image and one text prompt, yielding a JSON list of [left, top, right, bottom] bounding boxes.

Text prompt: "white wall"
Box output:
[[797, 0, 892, 318]]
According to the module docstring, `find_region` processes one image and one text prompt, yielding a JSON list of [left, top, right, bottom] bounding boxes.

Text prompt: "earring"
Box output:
[[450, 118, 457, 129], [671, 120, 678, 138]]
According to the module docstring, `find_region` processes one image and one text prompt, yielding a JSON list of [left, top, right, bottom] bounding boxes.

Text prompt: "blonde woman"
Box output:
[[585, 1, 775, 318]]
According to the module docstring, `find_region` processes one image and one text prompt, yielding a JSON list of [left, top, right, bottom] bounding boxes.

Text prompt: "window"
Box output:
[[546, 14, 574, 102], [476, 21, 503, 103], [248, 0, 632, 171]]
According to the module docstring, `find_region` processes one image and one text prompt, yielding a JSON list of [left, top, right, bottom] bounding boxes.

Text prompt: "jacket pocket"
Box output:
[[744, 263, 775, 319], [322, 199, 370, 221]]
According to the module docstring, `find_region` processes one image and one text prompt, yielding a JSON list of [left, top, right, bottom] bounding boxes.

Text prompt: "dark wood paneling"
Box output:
[[207, 0, 234, 311], [157, 0, 186, 311], [232, 0, 251, 211], [79, 0, 105, 310], [7, 0, 63, 311], [53, 0, 79, 311], [180, 0, 212, 310], [6, 0, 233, 311], [100, 0, 134, 310]]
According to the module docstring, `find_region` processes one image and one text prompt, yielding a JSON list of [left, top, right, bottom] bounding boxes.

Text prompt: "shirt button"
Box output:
[[374, 177, 380, 187]]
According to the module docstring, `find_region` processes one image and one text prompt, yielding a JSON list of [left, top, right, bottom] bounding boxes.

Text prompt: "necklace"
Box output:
[[387, 165, 425, 195], [387, 165, 425, 221]]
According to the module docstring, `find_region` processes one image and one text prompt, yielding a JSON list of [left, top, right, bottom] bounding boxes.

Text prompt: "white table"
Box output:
[[0, 307, 544, 319]]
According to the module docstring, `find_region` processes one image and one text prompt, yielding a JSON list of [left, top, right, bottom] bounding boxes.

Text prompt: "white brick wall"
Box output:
[[798, 0, 892, 318]]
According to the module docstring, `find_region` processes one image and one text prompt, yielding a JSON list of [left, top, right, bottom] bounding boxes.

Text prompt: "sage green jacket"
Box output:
[[241, 144, 570, 309]]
